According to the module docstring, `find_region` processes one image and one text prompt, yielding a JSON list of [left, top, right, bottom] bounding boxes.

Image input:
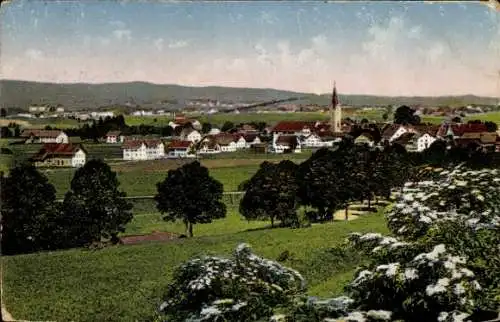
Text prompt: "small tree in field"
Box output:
[[155, 161, 226, 237], [239, 160, 299, 228], [1, 164, 59, 254], [62, 159, 133, 246]]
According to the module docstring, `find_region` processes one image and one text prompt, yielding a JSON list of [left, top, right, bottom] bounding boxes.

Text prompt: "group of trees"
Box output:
[[158, 165, 500, 322], [239, 141, 412, 228], [1, 160, 133, 255]]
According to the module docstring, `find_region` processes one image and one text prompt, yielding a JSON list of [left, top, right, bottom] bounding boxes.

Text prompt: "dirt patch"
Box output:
[[0, 119, 31, 128]]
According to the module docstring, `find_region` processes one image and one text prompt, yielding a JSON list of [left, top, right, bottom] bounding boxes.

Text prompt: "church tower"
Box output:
[[330, 82, 341, 133]]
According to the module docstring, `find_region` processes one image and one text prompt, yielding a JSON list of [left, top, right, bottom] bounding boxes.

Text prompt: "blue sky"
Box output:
[[1, 1, 499, 96]]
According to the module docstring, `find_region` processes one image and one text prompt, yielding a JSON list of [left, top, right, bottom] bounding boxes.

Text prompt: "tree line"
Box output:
[[2, 137, 499, 255]]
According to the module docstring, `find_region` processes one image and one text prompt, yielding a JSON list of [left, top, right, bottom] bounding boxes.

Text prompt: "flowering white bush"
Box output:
[[387, 166, 500, 239], [158, 243, 306, 321], [157, 165, 500, 321], [343, 165, 500, 321]]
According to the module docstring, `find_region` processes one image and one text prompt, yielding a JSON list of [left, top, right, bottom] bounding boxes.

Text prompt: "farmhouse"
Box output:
[[31, 143, 86, 168], [300, 133, 324, 148], [105, 131, 125, 144], [180, 128, 202, 143], [354, 133, 375, 147], [273, 135, 302, 153], [20, 129, 69, 144], [436, 123, 489, 139], [122, 139, 165, 160], [241, 134, 262, 148], [166, 140, 195, 158], [381, 124, 408, 143]]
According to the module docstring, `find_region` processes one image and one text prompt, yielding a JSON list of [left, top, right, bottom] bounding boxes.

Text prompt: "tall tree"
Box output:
[[201, 122, 212, 134], [1, 164, 59, 254], [297, 148, 342, 222], [393, 105, 420, 125], [240, 160, 299, 228], [155, 161, 226, 237], [0, 107, 6, 117], [221, 121, 235, 132], [62, 159, 133, 246], [484, 121, 498, 132]]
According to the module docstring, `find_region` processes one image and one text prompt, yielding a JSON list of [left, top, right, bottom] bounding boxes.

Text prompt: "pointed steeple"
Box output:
[[332, 81, 339, 108]]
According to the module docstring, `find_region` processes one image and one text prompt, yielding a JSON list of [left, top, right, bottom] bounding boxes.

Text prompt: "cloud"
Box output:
[[154, 38, 164, 51], [113, 29, 132, 41], [109, 20, 126, 29], [25, 49, 44, 61], [168, 40, 189, 49], [259, 11, 278, 25]]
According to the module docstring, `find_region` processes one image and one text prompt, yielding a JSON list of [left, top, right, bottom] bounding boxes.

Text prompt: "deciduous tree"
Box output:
[[240, 160, 299, 228], [155, 161, 226, 237], [62, 159, 133, 246], [1, 164, 59, 254]]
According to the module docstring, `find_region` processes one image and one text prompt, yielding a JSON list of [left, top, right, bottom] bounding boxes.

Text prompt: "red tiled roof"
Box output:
[[168, 140, 192, 149], [410, 125, 440, 136], [20, 129, 65, 138], [452, 124, 489, 136], [31, 143, 84, 161], [119, 231, 180, 245], [272, 121, 316, 132]]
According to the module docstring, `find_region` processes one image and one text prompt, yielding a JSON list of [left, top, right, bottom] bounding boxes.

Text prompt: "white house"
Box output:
[[416, 133, 437, 151], [301, 133, 325, 148], [180, 128, 202, 143], [20, 129, 69, 144], [31, 143, 86, 168], [273, 135, 302, 153], [105, 131, 125, 144], [122, 139, 165, 160], [233, 135, 247, 149], [242, 134, 261, 148], [381, 124, 408, 143], [208, 128, 221, 135], [166, 140, 195, 158]]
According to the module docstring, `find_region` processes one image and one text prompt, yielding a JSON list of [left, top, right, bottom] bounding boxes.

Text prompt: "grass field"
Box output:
[[2, 210, 388, 322], [43, 164, 261, 198]]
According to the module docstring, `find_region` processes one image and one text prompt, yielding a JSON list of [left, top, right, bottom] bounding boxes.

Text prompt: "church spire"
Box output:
[[330, 81, 341, 133]]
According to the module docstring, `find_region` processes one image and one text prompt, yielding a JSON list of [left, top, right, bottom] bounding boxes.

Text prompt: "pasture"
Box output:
[[2, 209, 388, 322]]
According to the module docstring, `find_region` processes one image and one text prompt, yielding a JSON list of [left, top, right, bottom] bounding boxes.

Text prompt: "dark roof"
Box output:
[[168, 140, 192, 149], [122, 139, 163, 149], [119, 231, 180, 245], [276, 135, 299, 145], [20, 129, 65, 138], [242, 134, 260, 142], [106, 131, 122, 137], [381, 124, 404, 139], [31, 143, 85, 161], [393, 132, 417, 145], [411, 125, 440, 136]]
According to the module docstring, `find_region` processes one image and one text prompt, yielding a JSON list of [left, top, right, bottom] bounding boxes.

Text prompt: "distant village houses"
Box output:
[[20, 129, 69, 144], [122, 139, 165, 161], [105, 131, 125, 144], [31, 143, 86, 168]]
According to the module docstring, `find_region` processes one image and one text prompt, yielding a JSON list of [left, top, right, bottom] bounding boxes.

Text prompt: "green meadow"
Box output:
[[2, 210, 388, 322]]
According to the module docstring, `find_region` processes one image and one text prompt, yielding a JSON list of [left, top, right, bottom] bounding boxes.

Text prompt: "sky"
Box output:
[[1, 1, 500, 97]]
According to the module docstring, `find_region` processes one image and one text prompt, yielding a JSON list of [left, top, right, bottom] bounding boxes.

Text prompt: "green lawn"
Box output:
[[2, 211, 388, 322]]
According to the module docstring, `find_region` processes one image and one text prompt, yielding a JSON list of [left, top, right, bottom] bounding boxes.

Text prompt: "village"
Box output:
[[16, 108, 500, 168]]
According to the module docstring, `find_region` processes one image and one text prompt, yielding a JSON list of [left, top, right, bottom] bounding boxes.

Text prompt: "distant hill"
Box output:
[[0, 79, 497, 111]]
